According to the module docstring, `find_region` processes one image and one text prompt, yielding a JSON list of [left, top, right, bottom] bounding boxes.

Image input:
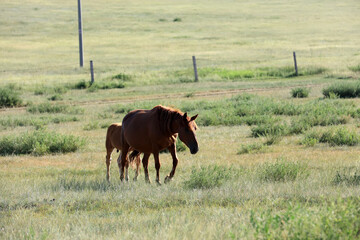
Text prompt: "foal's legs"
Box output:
[[164, 144, 178, 183], [142, 153, 151, 183], [105, 146, 114, 181], [153, 152, 161, 185], [133, 154, 141, 181]]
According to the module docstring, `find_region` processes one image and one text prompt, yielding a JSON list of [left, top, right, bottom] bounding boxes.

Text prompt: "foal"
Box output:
[[105, 123, 141, 181]]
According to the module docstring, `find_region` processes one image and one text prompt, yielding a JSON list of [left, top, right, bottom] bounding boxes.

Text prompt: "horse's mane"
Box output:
[[153, 105, 183, 136]]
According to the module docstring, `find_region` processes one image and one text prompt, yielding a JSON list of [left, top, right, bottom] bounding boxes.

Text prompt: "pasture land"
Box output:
[[1, 0, 360, 239]]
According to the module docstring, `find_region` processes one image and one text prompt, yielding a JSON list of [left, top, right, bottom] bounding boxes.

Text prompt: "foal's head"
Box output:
[[177, 113, 199, 154]]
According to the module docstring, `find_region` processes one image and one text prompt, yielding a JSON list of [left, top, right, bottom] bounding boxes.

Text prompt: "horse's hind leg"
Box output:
[[125, 157, 129, 182], [106, 147, 114, 181], [164, 144, 178, 184], [142, 153, 151, 184], [153, 152, 162, 186], [118, 145, 129, 182]]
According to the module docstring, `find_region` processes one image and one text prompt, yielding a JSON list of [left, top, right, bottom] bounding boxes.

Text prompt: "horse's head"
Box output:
[[177, 113, 199, 154]]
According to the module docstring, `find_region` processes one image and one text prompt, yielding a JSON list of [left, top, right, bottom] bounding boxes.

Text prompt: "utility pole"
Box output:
[[77, 0, 84, 67]]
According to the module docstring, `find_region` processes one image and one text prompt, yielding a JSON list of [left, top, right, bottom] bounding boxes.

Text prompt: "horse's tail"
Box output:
[[128, 150, 141, 169], [129, 150, 140, 163]]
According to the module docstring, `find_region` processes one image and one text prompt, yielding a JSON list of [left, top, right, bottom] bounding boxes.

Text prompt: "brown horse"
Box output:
[[120, 105, 199, 185], [105, 123, 141, 181]]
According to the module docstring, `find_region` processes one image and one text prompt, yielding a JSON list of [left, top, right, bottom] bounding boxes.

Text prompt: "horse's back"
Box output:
[[122, 109, 156, 152]]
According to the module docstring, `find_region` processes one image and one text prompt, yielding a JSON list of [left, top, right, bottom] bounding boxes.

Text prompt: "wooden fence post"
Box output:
[[293, 51, 298, 76], [192, 56, 199, 82], [90, 60, 94, 84]]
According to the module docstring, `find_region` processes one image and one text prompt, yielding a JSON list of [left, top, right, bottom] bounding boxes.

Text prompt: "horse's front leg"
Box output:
[[164, 144, 178, 184], [153, 152, 162, 186]]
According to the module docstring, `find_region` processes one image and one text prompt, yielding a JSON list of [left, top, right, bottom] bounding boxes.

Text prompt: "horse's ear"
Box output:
[[183, 112, 188, 120], [190, 114, 198, 121]]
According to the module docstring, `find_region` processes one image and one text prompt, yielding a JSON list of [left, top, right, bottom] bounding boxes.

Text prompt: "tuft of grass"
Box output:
[[27, 103, 84, 114], [83, 122, 100, 131], [249, 199, 360, 239], [90, 81, 125, 90], [322, 82, 360, 98], [112, 73, 132, 81], [257, 158, 309, 182], [185, 92, 194, 98], [251, 123, 288, 138], [291, 87, 310, 98], [349, 65, 360, 72], [302, 127, 360, 146], [184, 165, 240, 189], [48, 94, 63, 101], [0, 131, 85, 156], [173, 17, 182, 22], [34, 86, 47, 95], [72, 80, 90, 89], [332, 169, 360, 186], [0, 115, 79, 130], [0, 87, 23, 108], [53, 86, 68, 94], [53, 176, 117, 192], [238, 142, 266, 154]]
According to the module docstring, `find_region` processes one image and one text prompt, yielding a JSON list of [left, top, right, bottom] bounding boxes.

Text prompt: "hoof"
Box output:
[[164, 176, 172, 184], [133, 177, 138, 182], [156, 180, 162, 186], [145, 178, 152, 184]]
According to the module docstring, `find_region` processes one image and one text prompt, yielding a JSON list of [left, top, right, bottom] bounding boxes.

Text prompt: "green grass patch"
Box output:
[[87, 81, 125, 91], [0, 115, 79, 130], [27, 103, 84, 114], [196, 66, 325, 81], [72, 80, 91, 89], [291, 87, 310, 98], [257, 158, 309, 182], [48, 94, 63, 101], [112, 73, 132, 81], [83, 121, 100, 131], [249, 199, 360, 239], [238, 142, 267, 154], [349, 65, 360, 72], [184, 165, 240, 189], [302, 127, 360, 146], [251, 123, 289, 137], [0, 131, 85, 156], [322, 81, 360, 98], [0, 87, 23, 108], [53, 176, 116, 192], [332, 169, 360, 186]]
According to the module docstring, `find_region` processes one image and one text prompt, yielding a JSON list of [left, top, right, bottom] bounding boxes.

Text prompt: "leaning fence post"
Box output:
[[293, 52, 298, 76], [90, 60, 94, 84], [192, 56, 199, 82]]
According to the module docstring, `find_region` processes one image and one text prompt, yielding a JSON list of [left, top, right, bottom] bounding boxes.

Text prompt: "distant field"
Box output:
[[1, 0, 360, 85], [1, 0, 360, 239]]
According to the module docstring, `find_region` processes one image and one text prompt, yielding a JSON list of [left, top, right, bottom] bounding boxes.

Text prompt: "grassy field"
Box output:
[[1, 0, 360, 239]]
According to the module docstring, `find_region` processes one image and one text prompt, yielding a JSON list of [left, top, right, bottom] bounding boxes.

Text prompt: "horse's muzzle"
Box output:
[[190, 146, 199, 154]]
